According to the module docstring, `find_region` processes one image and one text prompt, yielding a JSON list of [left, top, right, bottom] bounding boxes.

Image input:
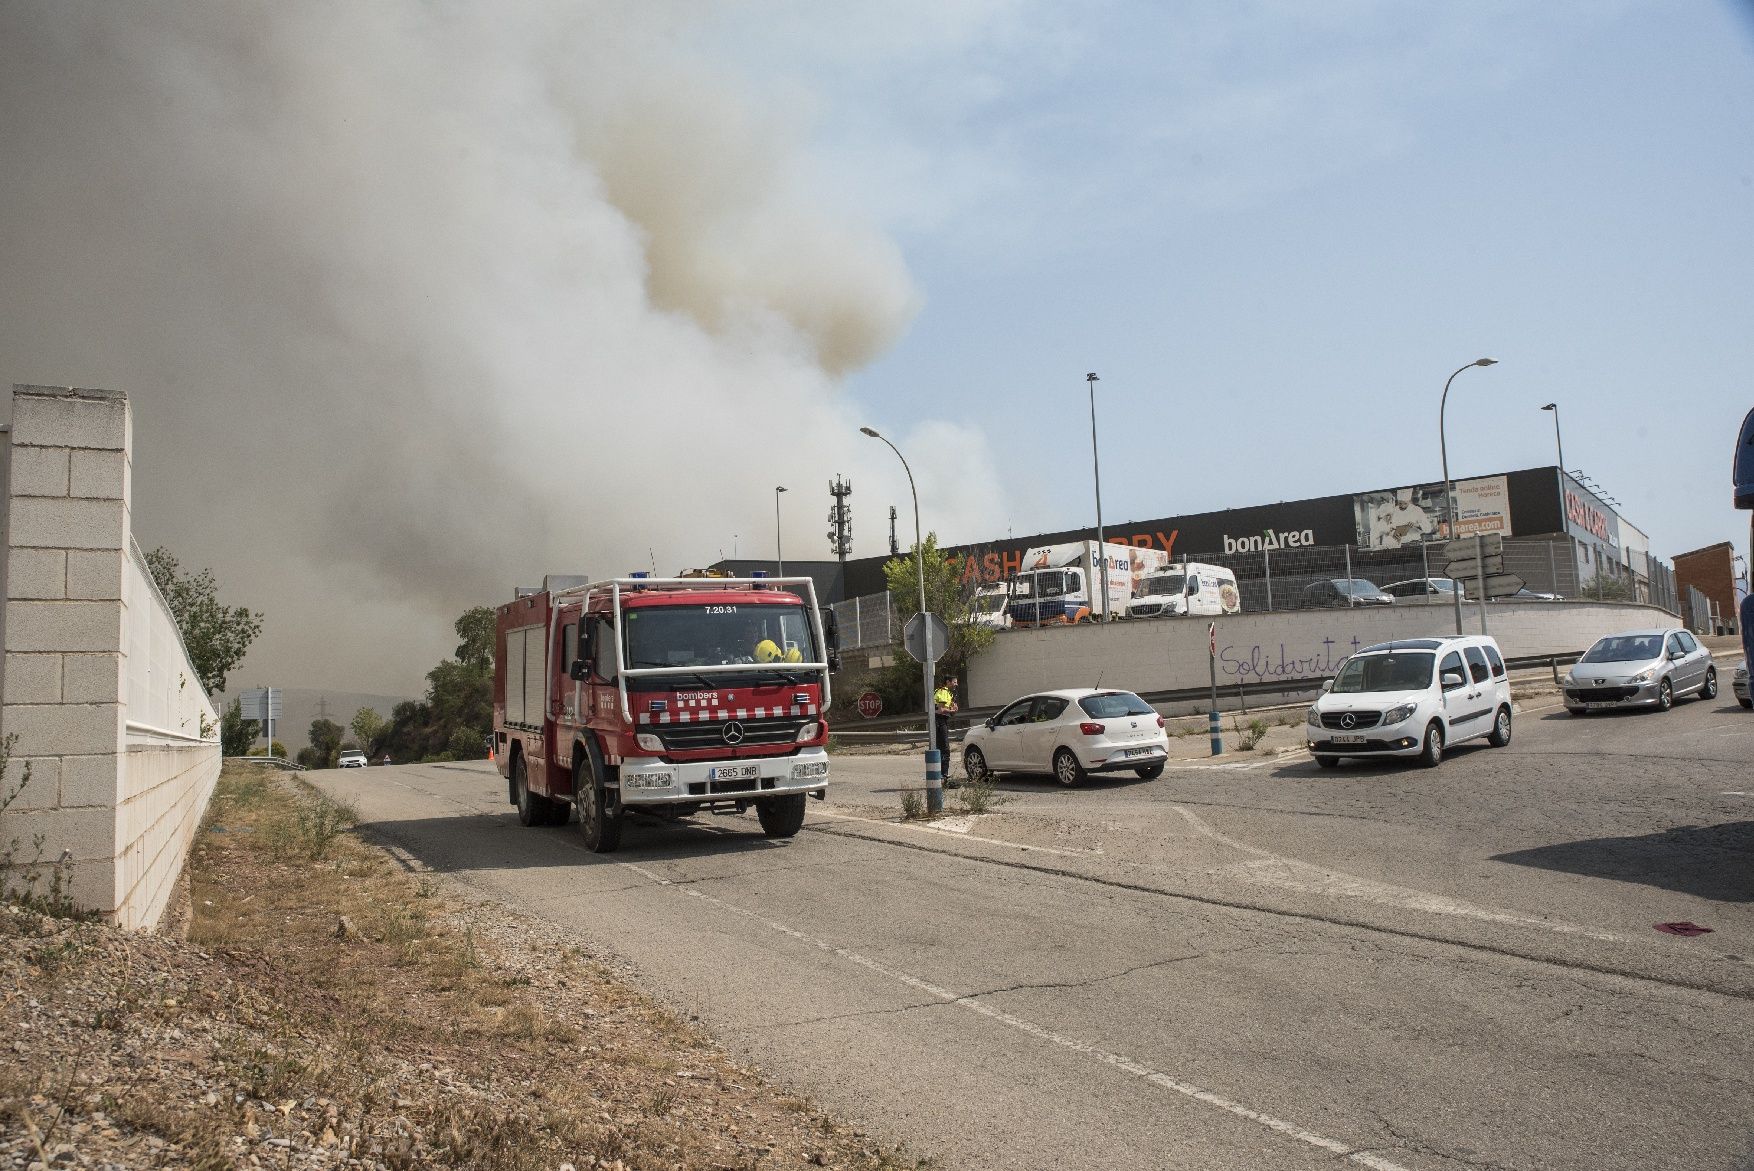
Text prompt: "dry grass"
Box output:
[[2, 762, 934, 1171]]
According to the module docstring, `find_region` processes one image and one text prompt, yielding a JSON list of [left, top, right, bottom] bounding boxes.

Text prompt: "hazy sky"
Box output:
[[2, 2, 1750, 696]]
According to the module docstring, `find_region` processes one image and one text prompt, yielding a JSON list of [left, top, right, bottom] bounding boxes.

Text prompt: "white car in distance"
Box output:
[[338, 749, 368, 769], [962, 688, 1170, 787]]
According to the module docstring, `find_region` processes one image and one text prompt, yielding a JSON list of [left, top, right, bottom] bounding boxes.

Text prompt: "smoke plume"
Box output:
[[0, 2, 1006, 694]]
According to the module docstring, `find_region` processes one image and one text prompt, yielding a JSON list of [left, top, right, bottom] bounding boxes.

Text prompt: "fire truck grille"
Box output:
[[657, 716, 808, 752]]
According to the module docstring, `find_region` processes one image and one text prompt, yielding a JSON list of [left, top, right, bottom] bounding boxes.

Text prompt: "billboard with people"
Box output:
[[1354, 475, 1510, 549]]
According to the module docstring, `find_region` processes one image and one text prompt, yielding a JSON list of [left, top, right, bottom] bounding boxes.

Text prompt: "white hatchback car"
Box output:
[[338, 749, 368, 769], [1306, 635, 1512, 769], [963, 688, 1170, 786]]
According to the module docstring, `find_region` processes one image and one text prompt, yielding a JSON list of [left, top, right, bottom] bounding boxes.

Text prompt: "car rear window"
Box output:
[[1078, 692, 1154, 718]]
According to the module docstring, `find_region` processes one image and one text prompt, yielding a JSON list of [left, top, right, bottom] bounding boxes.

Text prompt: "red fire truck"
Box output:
[[493, 573, 837, 852]]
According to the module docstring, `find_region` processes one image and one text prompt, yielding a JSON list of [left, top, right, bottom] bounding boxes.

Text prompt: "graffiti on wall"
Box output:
[[1218, 634, 1365, 684]]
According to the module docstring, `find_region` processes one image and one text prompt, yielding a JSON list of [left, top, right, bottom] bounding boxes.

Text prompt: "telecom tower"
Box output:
[[827, 476, 853, 600]]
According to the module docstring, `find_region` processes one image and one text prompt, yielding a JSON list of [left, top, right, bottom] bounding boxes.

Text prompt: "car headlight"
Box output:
[[1630, 670, 1653, 685], [794, 721, 821, 743], [1306, 706, 1322, 726], [635, 732, 664, 753], [1382, 703, 1417, 726]]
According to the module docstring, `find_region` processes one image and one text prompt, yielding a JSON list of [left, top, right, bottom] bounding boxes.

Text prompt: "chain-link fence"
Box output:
[[831, 591, 900, 650], [1682, 585, 1713, 634], [830, 535, 1679, 644]]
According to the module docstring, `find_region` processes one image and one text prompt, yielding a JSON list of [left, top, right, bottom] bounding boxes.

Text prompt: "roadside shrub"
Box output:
[[1234, 717, 1270, 752], [958, 775, 1005, 815], [899, 789, 926, 820]]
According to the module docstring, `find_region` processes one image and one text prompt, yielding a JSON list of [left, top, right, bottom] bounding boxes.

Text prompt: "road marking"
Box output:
[[614, 857, 1412, 1171], [1168, 805, 1633, 945], [812, 808, 1103, 857]]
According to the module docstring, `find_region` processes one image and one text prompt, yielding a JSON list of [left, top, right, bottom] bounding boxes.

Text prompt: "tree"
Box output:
[[862, 534, 998, 715], [455, 606, 495, 671], [373, 609, 495, 763], [145, 547, 263, 694], [1581, 569, 1634, 602], [307, 717, 344, 769], [882, 532, 996, 677], [220, 698, 258, 757], [350, 707, 386, 753]]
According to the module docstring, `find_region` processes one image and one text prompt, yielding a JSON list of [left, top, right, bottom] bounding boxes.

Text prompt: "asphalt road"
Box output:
[[310, 693, 1754, 1171]]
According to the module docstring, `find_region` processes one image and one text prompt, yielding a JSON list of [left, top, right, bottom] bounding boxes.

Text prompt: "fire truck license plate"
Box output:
[[710, 764, 759, 781]]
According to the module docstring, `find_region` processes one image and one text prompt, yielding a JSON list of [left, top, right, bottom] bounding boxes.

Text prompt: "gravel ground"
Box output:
[[0, 765, 932, 1171]]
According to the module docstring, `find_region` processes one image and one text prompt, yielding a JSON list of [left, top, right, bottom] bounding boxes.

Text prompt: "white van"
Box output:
[[1126, 562, 1241, 619], [1306, 635, 1512, 768]]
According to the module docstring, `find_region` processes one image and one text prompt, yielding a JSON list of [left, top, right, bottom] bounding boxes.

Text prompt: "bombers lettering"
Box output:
[[1221, 528, 1315, 554]]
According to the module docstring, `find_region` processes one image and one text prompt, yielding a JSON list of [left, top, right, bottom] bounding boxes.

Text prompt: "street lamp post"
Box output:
[[774, 486, 788, 578], [861, 426, 943, 813], [1087, 373, 1108, 620], [1541, 403, 1566, 474], [1440, 358, 1499, 635]]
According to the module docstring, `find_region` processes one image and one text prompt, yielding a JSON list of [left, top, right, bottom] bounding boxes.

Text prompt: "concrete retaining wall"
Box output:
[[968, 600, 1682, 709], [0, 385, 220, 928]]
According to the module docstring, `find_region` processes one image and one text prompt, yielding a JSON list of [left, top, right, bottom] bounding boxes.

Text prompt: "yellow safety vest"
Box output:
[[933, 688, 954, 709]]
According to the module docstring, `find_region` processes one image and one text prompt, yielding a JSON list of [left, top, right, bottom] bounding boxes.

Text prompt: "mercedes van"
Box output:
[[1306, 635, 1512, 768]]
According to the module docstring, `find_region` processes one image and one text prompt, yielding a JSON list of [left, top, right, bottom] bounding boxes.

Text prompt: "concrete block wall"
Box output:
[[0, 386, 219, 929], [969, 600, 1684, 709]]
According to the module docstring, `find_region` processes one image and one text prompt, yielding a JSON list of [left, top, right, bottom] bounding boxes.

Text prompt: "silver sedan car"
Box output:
[[1563, 628, 1717, 714]]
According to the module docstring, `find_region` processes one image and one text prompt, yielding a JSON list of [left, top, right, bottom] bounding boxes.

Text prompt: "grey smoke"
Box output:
[[0, 2, 1006, 694]]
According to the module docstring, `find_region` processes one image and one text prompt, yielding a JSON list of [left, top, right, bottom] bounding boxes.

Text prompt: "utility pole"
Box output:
[[888, 505, 899, 557], [1087, 373, 1109, 620]]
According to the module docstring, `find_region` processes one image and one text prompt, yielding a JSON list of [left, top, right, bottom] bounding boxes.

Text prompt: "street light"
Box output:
[[1440, 358, 1498, 635], [1540, 403, 1566, 475], [774, 486, 788, 577], [860, 425, 942, 813], [1087, 373, 1108, 619]]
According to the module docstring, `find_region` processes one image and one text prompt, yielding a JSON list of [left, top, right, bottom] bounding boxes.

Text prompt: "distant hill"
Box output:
[[214, 686, 417, 751]]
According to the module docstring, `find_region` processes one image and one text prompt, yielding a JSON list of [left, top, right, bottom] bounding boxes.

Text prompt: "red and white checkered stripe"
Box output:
[[638, 703, 819, 726]]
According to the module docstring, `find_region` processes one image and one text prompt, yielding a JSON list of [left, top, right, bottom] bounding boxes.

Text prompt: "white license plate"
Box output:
[[1585, 702, 1614, 711], [1329, 734, 1367, 745], [709, 764, 759, 781], [1124, 746, 1157, 758]]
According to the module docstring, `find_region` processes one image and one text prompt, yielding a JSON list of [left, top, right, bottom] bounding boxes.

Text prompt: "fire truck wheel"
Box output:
[[756, 794, 807, 839], [513, 756, 551, 828], [577, 757, 623, 853]]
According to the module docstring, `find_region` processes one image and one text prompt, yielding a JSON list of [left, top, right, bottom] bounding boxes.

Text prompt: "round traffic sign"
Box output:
[[856, 691, 883, 719]]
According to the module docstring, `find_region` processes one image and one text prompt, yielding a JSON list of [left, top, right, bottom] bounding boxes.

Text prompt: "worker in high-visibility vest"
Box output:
[[933, 676, 959, 770]]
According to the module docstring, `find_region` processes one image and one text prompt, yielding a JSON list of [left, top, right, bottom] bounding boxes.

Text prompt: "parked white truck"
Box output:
[[969, 581, 1012, 630], [1007, 541, 1169, 626], [1124, 561, 1242, 619]]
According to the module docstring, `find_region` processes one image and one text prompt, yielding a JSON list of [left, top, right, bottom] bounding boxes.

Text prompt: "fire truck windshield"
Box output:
[[622, 603, 819, 671]]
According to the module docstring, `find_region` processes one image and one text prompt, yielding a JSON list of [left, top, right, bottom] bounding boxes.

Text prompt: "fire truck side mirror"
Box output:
[[821, 608, 840, 651], [571, 623, 596, 680]]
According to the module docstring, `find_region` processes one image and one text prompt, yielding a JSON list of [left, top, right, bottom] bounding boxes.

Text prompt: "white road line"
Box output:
[[1168, 805, 1633, 944], [812, 808, 1105, 857], [613, 858, 1412, 1171]]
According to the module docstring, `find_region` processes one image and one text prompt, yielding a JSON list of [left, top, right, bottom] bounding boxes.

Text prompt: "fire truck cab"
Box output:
[[494, 573, 836, 853]]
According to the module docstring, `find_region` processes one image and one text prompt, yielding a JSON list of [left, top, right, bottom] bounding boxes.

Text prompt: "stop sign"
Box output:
[[856, 691, 883, 719]]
